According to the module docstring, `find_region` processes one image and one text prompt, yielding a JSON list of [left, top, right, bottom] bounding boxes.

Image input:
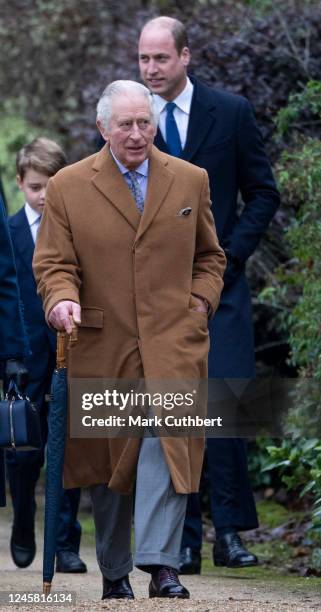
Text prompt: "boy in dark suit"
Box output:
[[7, 138, 87, 573]]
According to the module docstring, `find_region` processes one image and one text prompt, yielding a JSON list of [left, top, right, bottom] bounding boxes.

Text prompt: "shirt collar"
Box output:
[[24, 202, 41, 226], [153, 77, 193, 115], [110, 148, 149, 177]]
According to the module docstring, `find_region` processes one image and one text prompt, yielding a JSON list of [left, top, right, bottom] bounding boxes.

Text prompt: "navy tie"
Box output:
[[165, 102, 182, 157]]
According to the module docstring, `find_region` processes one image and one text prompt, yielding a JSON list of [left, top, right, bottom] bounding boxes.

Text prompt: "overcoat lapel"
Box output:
[[10, 209, 34, 273], [182, 89, 216, 161], [92, 145, 174, 243], [92, 145, 141, 232]]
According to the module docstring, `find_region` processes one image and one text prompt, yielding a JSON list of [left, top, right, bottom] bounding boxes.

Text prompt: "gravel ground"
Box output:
[[1, 504, 320, 611]]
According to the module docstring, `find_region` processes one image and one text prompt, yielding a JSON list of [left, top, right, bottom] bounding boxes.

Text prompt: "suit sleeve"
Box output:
[[33, 177, 81, 323], [227, 98, 280, 264], [192, 170, 226, 316]]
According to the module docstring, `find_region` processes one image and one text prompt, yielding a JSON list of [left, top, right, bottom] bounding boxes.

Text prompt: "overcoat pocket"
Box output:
[[79, 307, 104, 328]]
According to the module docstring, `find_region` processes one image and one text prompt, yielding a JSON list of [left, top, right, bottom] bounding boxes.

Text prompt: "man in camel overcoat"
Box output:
[[33, 80, 226, 600]]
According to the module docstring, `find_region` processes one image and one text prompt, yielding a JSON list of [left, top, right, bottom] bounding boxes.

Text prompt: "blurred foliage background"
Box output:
[[1, 0, 321, 203], [1, 0, 321, 570]]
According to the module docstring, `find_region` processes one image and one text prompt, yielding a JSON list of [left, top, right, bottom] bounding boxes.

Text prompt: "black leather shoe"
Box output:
[[56, 551, 87, 573], [10, 528, 36, 568], [102, 575, 134, 600], [178, 547, 201, 574], [213, 532, 258, 568], [149, 566, 190, 599]]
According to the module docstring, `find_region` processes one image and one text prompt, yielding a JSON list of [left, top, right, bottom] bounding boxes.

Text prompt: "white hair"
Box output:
[[96, 80, 158, 131]]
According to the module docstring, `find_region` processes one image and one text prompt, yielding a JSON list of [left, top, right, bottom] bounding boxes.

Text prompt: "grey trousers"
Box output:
[[89, 437, 187, 580]]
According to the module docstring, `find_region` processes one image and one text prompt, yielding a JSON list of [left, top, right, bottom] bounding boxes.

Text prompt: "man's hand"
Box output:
[[192, 295, 208, 314], [48, 300, 81, 334]]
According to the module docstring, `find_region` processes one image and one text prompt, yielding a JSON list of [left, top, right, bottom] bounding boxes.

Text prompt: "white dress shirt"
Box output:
[[24, 202, 42, 244], [152, 77, 194, 150]]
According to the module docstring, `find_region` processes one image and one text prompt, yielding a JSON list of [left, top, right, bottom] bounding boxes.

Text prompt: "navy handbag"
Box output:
[[0, 380, 42, 450]]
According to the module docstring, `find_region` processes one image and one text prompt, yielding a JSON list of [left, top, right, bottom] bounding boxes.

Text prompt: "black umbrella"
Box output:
[[43, 329, 77, 594]]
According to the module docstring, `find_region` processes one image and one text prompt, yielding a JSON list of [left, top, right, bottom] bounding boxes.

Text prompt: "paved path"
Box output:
[[1, 500, 320, 611]]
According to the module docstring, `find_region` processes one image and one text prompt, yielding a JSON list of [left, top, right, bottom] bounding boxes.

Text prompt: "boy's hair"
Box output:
[[16, 137, 67, 179]]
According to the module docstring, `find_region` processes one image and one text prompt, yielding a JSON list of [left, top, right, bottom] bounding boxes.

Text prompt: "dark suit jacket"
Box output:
[[155, 77, 280, 377], [0, 200, 29, 361], [0, 197, 30, 506], [9, 207, 56, 383]]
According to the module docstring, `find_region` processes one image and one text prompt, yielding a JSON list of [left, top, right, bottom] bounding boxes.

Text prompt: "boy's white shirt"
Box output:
[[24, 202, 41, 244]]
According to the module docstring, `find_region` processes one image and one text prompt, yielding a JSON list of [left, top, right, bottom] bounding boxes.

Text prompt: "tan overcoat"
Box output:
[[33, 145, 226, 494]]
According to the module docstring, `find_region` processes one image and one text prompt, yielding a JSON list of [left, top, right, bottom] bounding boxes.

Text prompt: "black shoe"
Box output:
[[178, 547, 201, 575], [10, 527, 36, 569], [149, 566, 190, 599], [213, 532, 258, 568], [56, 550, 87, 573], [102, 575, 134, 600]]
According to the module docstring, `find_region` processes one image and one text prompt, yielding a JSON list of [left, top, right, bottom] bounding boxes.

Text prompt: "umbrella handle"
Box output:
[[56, 325, 78, 369]]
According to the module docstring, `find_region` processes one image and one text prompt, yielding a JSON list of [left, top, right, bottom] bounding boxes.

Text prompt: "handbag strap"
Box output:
[[5, 379, 23, 400]]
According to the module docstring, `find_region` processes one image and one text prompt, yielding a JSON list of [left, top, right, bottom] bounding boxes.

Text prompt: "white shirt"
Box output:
[[110, 149, 149, 201], [24, 202, 42, 244], [153, 77, 194, 149]]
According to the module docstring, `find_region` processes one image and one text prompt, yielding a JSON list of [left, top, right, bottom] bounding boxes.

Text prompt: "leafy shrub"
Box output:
[[261, 80, 321, 538], [263, 82, 321, 379], [248, 438, 275, 489]]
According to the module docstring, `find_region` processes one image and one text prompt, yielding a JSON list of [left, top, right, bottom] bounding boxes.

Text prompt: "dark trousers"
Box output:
[[6, 362, 81, 552], [182, 274, 259, 551], [182, 439, 258, 551]]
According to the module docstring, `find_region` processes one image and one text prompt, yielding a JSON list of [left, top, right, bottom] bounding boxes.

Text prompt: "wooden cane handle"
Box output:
[[56, 324, 78, 368], [56, 332, 67, 369], [69, 321, 78, 346]]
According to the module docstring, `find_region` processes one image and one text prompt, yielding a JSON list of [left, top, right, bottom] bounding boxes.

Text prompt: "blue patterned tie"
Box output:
[[165, 102, 182, 157], [126, 171, 144, 214]]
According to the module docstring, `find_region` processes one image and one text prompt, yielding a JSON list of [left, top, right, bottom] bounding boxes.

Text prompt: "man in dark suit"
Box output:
[[0, 195, 29, 508], [139, 16, 280, 572], [6, 138, 86, 573]]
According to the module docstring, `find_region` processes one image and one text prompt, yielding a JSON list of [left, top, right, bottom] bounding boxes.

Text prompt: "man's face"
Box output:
[[17, 168, 50, 215], [98, 94, 156, 170], [139, 26, 190, 101]]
